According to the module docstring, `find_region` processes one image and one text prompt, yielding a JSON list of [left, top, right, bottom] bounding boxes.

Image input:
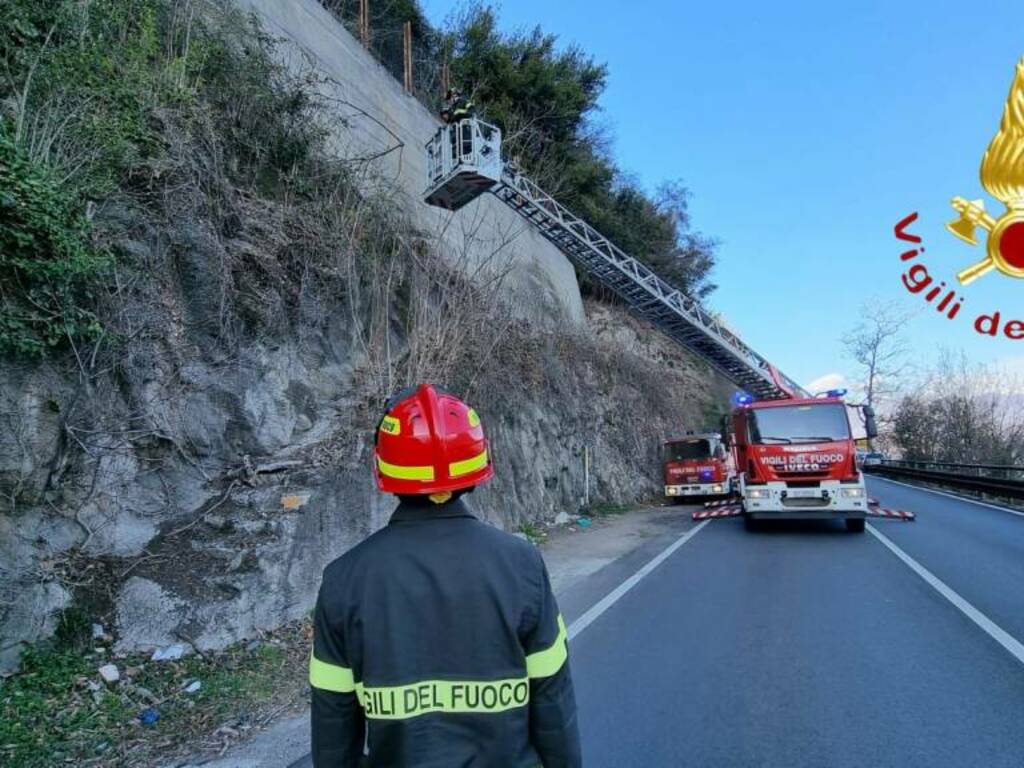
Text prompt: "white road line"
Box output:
[[868, 475, 1024, 519], [868, 524, 1024, 666], [567, 520, 710, 641]]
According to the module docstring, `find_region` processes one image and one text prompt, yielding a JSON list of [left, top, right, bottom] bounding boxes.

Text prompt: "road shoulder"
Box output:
[[168, 503, 696, 768]]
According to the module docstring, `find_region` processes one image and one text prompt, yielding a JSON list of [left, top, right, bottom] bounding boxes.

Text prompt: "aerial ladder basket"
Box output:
[[425, 119, 503, 210]]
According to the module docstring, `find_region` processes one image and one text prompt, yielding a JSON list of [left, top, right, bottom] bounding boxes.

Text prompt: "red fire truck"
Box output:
[[724, 384, 878, 533], [662, 432, 735, 502]]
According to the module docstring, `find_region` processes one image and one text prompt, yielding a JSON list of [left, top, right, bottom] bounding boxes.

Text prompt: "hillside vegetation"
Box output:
[[2, 0, 394, 361]]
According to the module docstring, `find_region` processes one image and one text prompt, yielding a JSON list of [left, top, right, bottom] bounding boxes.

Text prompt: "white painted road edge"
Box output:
[[868, 524, 1024, 666], [869, 475, 1024, 519], [567, 520, 710, 641]]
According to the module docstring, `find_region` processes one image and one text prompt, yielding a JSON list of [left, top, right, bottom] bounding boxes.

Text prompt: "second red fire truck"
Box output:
[[662, 432, 735, 501]]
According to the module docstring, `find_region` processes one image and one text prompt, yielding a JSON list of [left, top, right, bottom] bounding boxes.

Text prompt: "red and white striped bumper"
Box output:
[[692, 504, 743, 520], [692, 500, 915, 522], [866, 505, 916, 521]]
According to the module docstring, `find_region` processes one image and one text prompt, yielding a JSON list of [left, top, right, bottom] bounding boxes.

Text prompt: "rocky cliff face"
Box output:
[[0, 285, 729, 671], [0, 0, 732, 672]]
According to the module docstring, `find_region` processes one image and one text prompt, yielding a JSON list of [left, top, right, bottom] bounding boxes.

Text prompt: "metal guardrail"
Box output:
[[877, 459, 1024, 475], [866, 459, 1024, 500]]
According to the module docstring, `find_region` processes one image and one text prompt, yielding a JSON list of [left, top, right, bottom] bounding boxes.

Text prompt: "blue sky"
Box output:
[[419, 0, 1024, 392]]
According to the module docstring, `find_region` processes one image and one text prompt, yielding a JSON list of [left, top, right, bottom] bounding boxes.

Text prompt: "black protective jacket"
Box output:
[[310, 498, 581, 767], [441, 97, 476, 123]]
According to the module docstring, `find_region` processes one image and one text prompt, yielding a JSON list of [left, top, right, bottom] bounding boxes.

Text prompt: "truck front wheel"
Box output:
[[846, 518, 866, 533]]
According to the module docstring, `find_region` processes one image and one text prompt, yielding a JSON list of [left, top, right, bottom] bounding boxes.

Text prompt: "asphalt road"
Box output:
[[569, 478, 1024, 767], [288, 481, 1024, 767]]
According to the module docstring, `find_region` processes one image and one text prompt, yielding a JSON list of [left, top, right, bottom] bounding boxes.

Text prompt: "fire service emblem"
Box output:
[[946, 58, 1024, 285]]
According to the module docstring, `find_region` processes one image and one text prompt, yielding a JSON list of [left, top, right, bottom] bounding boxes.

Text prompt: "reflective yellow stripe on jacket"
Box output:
[[310, 614, 568, 719], [309, 654, 356, 693], [361, 678, 530, 719], [525, 614, 568, 679]]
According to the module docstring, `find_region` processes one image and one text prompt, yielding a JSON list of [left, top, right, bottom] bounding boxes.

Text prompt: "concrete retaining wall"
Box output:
[[235, 0, 585, 326]]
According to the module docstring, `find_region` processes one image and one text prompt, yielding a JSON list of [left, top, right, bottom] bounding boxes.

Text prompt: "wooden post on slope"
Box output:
[[403, 21, 413, 93], [358, 0, 369, 47]]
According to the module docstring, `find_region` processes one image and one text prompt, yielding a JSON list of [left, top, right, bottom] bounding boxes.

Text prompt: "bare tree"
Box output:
[[891, 351, 1024, 463], [842, 300, 912, 409]]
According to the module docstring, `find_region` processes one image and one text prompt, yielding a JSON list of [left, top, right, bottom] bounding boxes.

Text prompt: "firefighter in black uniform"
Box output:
[[310, 384, 582, 767], [440, 88, 476, 124], [441, 88, 477, 162]]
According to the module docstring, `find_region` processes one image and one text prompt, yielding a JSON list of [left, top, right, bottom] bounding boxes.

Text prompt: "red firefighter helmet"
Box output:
[[374, 384, 494, 495]]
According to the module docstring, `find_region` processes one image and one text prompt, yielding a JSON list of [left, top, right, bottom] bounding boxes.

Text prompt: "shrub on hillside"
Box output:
[[0, 128, 106, 356], [0, 0, 335, 356]]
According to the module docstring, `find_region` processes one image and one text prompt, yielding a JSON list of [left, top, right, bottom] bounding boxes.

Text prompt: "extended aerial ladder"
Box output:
[[424, 119, 806, 400]]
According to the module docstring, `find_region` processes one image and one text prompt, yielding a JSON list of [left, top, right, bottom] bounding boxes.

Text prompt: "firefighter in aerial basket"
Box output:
[[310, 384, 582, 767], [441, 88, 478, 161], [440, 87, 476, 123]]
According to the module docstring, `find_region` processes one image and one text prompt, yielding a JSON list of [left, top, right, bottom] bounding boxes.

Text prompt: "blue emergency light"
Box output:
[[825, 388, 848, 398], [731, 391, 754, 406]]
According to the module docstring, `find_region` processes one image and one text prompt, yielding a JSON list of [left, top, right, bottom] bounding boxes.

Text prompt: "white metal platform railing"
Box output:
[[424, 120, 805, 400], [425, 120, 503, 210]]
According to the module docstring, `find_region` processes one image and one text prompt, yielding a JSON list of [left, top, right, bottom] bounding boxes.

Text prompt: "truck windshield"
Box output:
[[664, 439, 712, 462], [748, 404, 850, 444]]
